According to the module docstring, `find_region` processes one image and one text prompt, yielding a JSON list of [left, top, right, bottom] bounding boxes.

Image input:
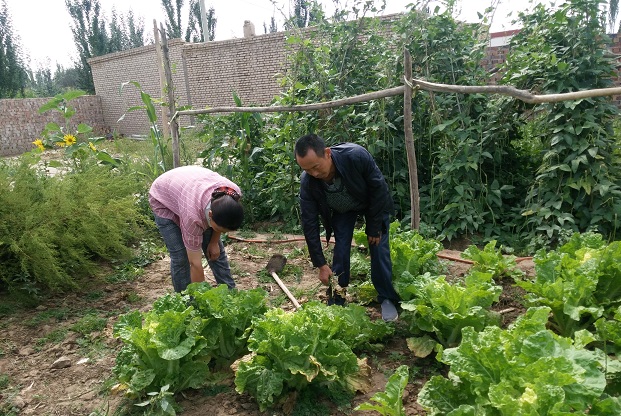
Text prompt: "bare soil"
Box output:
[[0, 235, 534, 416]]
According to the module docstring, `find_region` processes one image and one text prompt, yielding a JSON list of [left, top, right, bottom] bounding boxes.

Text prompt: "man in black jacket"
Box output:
[[294, 133, 400, 321]]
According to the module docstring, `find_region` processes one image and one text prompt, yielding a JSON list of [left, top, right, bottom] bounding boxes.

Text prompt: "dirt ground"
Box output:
[[0, 234, 534, 416]]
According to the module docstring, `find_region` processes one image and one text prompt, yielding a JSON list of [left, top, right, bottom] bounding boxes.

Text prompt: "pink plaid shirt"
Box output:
[[148, 166, 241, 251]]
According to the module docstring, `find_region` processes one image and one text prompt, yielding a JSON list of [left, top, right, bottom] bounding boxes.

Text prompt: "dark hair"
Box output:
[[295, 134, 326, 158], [211, 195, 244, 230]]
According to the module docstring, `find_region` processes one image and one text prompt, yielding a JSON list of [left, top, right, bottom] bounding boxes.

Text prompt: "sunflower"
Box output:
[[63, 134, 77, 146], [32, 139, 45, 151]]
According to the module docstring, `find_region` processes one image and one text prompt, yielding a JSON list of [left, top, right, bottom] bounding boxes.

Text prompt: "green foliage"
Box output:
[[234, 301, 393, 411], [35, 90, 122, 169], [0, 1, 29, 98], [418, 307, 619, 415], [65, 0, 146, 93], [120, 81, 172, 179], [354, 364, 410, 416], [112, 286, 268, 406], [388, 222, 444, 301], [400, 271, 502, 349], [0, 160, 147, 294], [516, 232, 621, 337], [71, 312, 108, 335], [461, 240, 524, 280], [499, 0, 621, 249]]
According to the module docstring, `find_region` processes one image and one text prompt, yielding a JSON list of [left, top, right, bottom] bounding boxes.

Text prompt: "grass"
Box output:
[[24, 308, 72, 327]]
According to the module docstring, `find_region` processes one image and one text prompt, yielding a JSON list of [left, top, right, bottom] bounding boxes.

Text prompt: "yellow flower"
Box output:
[[32, 139, 45, 151], [63, 134, 77, 146], [89, 142, 97, 151], [55, 141, 66, 147]]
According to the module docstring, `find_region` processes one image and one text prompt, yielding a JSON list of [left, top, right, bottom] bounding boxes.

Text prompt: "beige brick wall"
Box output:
[[89, 32, 291, 136], [0, 96, 106, 157], [89, 39, 189, 137]]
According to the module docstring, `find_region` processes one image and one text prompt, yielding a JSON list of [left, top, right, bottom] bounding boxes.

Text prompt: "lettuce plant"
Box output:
[[354, 365, 410, 416], [354, 221, 444, 302], [400, 271, 502, 350], [233, 301, 393, 411], [418, 307, 621, 415], [461, 240, 524, 280], [516, 232, 621, 337], [112, 285, 268, 402]]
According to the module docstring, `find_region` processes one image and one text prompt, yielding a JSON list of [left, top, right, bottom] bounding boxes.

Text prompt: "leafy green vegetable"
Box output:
[[233, 301, 393, 411], [516, 232, 621, 337], [461, 240, 524, 280], [401, 271, 502, 348], [354, 365, 410, 416], [112, 285, 268, 403], [418, 307, 617, 415]]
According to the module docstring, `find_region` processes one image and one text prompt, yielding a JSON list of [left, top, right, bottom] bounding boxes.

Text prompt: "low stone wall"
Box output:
[[0, 96, 106, 157]]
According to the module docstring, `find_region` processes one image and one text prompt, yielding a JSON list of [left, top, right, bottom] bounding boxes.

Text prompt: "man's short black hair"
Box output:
[[295, 134, 326, 158], [211, 196, 244, 230]]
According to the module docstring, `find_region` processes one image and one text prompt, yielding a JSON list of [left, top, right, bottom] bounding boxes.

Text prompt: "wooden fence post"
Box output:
[[153, 20, 169, 142], [160, 23, 181, 169], [403, 48, 420, 230]]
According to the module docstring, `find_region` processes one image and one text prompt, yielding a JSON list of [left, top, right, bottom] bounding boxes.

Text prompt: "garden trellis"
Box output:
[[161, 47, 621, 230]]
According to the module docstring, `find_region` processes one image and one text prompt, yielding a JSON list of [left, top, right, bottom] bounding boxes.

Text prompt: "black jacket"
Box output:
[[299, 142, 393, 268]]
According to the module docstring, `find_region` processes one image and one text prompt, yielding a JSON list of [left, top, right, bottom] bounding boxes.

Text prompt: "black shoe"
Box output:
[[326, 287, 346, 306]]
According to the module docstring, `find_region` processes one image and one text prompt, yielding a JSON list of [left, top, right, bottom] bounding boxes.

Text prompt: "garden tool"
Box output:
[[266, 254, 301, 310]]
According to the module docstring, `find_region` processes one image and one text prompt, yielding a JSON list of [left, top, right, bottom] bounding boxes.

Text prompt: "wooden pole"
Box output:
[[403, 49, 420, 230], [153, 20, 169, 141], [159, 23, 181, 168]]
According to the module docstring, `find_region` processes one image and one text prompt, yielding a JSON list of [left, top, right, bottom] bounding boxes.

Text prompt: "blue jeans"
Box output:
[[154, 215, 235, 292], [331, 211, 399, 303]]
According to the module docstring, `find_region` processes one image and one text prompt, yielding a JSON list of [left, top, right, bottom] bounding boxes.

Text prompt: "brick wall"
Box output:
[[4, 22, 621, 156], [89, 39, 189, 137], [0, 96, 106, 157]]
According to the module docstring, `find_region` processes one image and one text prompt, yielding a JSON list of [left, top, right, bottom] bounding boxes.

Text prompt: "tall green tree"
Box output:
[[66, 0, 109, 93], [186, 0, 216, 42], [263, 16, 278, 34], [284, 0, 323, 29], [66, 0, 146, 93], [0, 0, 28, 98], [161, 0, 216, 42]]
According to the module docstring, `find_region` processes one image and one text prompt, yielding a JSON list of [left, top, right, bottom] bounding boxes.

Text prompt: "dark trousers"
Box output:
[[331, 211, 400, 303]]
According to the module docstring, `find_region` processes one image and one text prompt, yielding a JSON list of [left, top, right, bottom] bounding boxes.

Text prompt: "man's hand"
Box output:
[[318, 264, 333, 285], [207, 241, 220, 260], [368, 233, 381, 246]]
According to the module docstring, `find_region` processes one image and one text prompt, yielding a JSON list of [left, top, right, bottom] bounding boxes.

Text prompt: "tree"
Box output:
[[186, 0, 216, 41], [284, 0, 323, 29], [161, 0, 183, 38], [0, 0, 28, 98], [66, 0, 146, 93], [264, 16, 278, 34], [161, 0, 216, 42], [65, 0, 108, 93]]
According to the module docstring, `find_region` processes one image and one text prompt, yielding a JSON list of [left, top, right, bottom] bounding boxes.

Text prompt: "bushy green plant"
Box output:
[[461, 240, 524, 280], [401, 271, 502, 350], [112, 285, 269, 406], [234, 301, 393, 411], [418, 307, 621, 415], [0, 160, 147, 294], [354, 365, 410, 416], [516, 232, 621, 337], [499, 0, 621, 248]]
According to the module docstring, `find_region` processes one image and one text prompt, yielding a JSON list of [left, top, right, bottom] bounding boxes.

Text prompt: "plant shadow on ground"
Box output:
[[0, 233, 533, 416]]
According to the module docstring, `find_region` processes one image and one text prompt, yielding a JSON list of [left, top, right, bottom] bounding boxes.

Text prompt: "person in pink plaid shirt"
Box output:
[[149, 166, 244, 292]]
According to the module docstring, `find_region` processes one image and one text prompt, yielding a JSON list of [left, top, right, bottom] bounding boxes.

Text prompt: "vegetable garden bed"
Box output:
[[0, 234, 532, 415]]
